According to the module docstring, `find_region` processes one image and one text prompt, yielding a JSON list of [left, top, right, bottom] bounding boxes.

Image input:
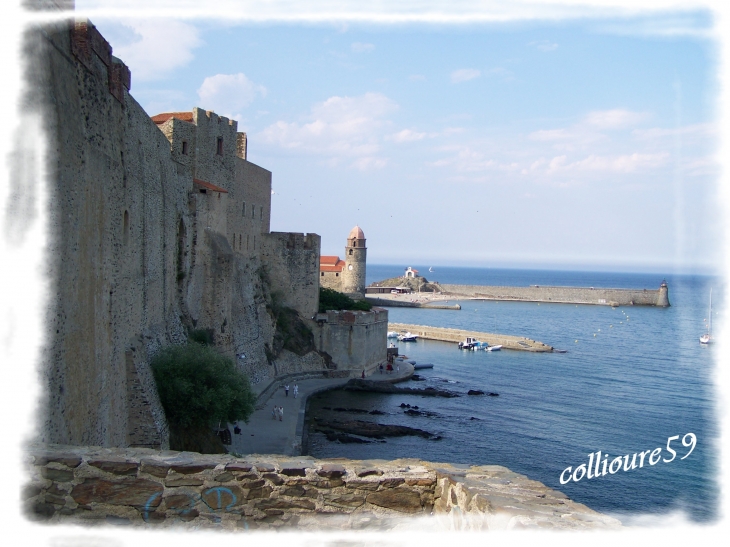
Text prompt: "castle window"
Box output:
[[321, 272, 324, 277], [349, 249, 353, 255], [260, 206, 263, 220], [252, 205, 255, 219], [242, 202, 246, 216], [182, 140, 188, 155], [216, 137, 223, 155], [336, 273, 339, 277]]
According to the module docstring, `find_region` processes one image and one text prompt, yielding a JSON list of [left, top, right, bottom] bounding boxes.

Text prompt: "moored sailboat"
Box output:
[[700, 289, 712, 344]]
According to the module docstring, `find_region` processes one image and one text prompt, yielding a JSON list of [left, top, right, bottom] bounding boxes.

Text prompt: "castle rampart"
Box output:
[[259, 232, 321, 318], [313, 308, 388, 373], [28, 18, 326, 450]]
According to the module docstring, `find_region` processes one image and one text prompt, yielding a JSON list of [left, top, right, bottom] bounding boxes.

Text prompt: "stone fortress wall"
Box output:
[[29, 17, 377, 452], [314, 308, 389, 375], [25, 444, 620, 531], [260, 232, 321, 319], [440, 283, 670, 307]]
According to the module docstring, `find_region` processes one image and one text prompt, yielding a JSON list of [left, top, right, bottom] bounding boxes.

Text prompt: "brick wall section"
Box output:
[[440, 284, 670, 307], [314, 308, 389, 373], [24, 445, 621, 531]]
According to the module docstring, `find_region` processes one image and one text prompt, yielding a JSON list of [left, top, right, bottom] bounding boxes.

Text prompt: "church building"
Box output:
[[319, 226, 367, 297]]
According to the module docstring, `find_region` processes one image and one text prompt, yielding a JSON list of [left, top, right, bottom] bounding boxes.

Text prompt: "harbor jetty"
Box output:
[[389, 322, 554, 352], [438, 280, 670, 307], [365, 296, 460, 310]]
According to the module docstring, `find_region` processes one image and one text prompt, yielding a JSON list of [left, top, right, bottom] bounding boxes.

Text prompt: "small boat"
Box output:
[[458, 337, 481, 350], [700, 289, 712, 344], [486, 345, 502, 352], [471, 341, 490, 351], [413, 363, 434, 370], [387, 331, 399, 338], [398, 332, 418, 342], [429, 267, 434, 273]]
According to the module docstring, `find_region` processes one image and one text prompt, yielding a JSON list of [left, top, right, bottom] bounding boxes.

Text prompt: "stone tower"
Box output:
[[341, 225, 367, 296]]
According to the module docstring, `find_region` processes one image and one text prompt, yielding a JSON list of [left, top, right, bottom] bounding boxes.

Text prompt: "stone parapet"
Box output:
[[24, 444, 621, 531]]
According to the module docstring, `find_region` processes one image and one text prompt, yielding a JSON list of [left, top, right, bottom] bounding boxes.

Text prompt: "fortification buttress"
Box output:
[[341, 225, 367, 296]]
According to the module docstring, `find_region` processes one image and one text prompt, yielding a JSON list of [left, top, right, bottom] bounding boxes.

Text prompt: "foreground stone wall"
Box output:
[[24, 444, 621, 531], [314, 308, 389, 374], [441, 283, 670, 307]]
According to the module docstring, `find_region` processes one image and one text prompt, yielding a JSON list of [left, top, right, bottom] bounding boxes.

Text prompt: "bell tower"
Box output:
[[341, 225, 367, 296]]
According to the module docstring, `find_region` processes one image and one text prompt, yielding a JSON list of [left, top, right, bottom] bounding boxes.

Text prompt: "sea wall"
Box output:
[[389, 323, 554, 352], [24, 444, 621, 531], [440, 283, 670, 307], [314, 308, 389, 374]]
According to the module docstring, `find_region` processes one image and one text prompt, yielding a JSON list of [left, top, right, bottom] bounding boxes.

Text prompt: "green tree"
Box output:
[[319, 287, 372, 312], [151, 342, 256, 430]]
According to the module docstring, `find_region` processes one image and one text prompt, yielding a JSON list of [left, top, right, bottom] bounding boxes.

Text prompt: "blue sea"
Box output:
[[305, 265, 720, 523]]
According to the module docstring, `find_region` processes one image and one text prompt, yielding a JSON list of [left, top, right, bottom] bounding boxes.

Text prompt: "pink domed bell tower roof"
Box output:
[[348, 225, 365, 240]]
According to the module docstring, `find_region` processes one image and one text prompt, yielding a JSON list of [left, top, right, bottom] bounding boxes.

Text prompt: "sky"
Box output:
[[75, 3, 723, 274]]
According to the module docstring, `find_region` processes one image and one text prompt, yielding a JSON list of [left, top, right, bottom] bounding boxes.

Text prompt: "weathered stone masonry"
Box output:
[[29, 18, 332, 451], [25, 445, 621, 531]]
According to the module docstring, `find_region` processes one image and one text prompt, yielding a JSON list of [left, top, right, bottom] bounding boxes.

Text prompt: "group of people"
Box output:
[[271, 405, 284, 421], [283, 383, 299, 398]]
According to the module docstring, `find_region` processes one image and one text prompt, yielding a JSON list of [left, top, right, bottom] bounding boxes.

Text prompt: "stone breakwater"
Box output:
[[440, 283, 670, 307], [389, 323, 554, 352], [365, 297, 461, 310], [24, 445, 620, 531]]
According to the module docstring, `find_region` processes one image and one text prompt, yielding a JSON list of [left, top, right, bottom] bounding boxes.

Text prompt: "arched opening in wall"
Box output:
[[182, 140, 188, 155], [349, 249, 353, 255], [123, 210, 129, 245], [177, 218, 186, 282], [217, 137, 223, 156]]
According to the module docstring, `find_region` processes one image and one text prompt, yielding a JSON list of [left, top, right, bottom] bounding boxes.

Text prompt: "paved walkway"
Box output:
[[229, 361, 415, 457]]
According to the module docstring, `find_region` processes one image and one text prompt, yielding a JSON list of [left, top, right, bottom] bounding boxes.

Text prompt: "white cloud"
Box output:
[[528, 40, 558, 51], [351, 42, 375, 53], [111, 19, 203, 82], [197, 73, 267, 120], [258, 93, 397, 170], [451, 68, 481, 83], [388, 129, 429, 143], [583, 109, 648, 129], [631, 123, 715, 140], [545, 152, 669, 174]]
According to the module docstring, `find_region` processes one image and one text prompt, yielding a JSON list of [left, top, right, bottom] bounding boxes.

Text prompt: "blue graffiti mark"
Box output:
[[142, 492, 161, 522], [202, 486, 237, 511], [176, 492, 198, 516]]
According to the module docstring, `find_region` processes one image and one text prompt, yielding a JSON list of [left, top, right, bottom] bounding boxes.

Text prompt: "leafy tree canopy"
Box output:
[[151, 343, 256, 429], [319, 287, 372, 313]]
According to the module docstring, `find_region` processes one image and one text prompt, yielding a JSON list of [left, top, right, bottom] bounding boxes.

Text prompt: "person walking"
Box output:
[[293, 384, 299, 399], [379, 364, 383, 374], [272, 406, 277, 420], [361, 369, 365, 379], [285, 384, 289, 397], [279, 406, 284, 421]]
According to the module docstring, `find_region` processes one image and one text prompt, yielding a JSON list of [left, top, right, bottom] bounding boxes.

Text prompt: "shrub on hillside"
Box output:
[[151, 342, 256, 429], [318, 287, 372, 313]]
